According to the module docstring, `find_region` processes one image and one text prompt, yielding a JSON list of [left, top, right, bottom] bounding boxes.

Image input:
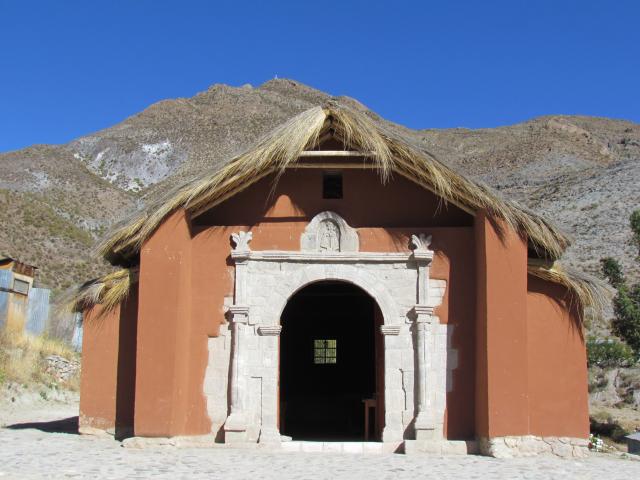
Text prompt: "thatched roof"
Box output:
[[63, 268, 138, 314], [527, 260, 613, 323], [70, 102, 611, 317], [98, 103, 570, 264]]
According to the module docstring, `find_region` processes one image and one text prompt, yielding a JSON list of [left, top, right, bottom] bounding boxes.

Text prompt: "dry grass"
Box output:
[[528, 260, 613, 322], [0, 330, 79, 389], [62, 267, 137, 314], [97, 103, 570, 263], [82, 103, 611, 314]]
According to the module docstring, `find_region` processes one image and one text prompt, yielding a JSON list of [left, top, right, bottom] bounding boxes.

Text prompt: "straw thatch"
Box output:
[[527, 260, 613, 322], [98, 103, 570, 264], [79, 102, 613, 315], [63, 268, 138, 314]]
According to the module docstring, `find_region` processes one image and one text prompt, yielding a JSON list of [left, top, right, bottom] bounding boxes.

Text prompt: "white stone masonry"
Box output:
[[204, 211, 455, 447]]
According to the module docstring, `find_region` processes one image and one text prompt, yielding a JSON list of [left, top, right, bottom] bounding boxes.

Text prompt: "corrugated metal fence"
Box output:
[[0, 270, 11, 329], [0, 269, 82, 350], [26, 287, 50, 336]]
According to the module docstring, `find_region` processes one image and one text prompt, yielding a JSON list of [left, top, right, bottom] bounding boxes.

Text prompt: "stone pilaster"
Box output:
[[380, 324, 403, 442], [413, 305, 436, 440], [257, 325, 282, 444], [409, 233, 438, 441], [224, 304, 249, 442], [224, 231, 253, 443]]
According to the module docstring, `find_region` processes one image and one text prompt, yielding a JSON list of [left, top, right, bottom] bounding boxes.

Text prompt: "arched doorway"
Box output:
[[279, 281, 384, 441]]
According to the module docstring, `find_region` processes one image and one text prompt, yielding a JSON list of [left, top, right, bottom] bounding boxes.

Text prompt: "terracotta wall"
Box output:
[[132, 169, 478, 438], [115, 283, 139, 435], [121, 168, 588, 441], [80, 305, 120, 433], [474, 213, 589, 439], [526, 275, 589, 438], [475, 212, 529, 438], [79, 284, 138, 436], [134, 209, 212, 437], [80, 164, 592, 443], [194, 169, 473, 229]]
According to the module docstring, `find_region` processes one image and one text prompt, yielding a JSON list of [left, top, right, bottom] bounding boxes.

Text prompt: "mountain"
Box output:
[[1, 79, 639, 302]]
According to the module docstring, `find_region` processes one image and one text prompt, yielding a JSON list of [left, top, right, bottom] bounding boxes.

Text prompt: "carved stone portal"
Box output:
[[205, 211, 455, 450]]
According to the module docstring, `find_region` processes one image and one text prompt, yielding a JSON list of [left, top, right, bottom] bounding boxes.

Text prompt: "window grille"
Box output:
[[314, 339, 337, 364]]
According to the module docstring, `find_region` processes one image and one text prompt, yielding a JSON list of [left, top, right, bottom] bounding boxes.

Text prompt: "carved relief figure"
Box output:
[[318, 220, 340, 251]]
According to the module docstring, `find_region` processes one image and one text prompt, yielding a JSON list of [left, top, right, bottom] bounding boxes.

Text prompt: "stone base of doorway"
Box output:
[[403, 440, 478, 455], [121, 435, 589, 458], [280, 441, 403, 454], [121, 436, 403, 454]]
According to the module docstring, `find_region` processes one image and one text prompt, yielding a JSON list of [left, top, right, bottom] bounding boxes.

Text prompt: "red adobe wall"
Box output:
[[526, 275, 589, 438], [134, 209, 213, 436], [475, 212, 589, 439], [79, 305, 120, 433], [79, 283, 138, 436], [475, 211, 529, 438], [82, 168, 588, 442], [131, 169, 478, 438]]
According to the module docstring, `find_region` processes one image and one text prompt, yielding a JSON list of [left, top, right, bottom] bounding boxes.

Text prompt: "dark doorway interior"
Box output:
[[280, 281, 383, 441]]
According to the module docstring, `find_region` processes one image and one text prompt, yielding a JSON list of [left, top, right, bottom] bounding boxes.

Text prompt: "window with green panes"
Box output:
[[313, 339, 337, 364]]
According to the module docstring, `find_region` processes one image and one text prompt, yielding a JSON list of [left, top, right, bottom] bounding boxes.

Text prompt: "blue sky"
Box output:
[[1, 0, 639, 152]]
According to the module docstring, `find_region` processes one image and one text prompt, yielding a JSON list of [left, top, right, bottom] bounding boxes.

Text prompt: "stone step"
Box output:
[[279, 441, 402, 454]]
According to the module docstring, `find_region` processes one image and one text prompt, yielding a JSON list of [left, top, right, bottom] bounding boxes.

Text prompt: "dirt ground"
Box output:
[[1, 396, 640, 480]]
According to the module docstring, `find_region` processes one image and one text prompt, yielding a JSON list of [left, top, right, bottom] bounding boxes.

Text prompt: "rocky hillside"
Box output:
[[1, 79, 639, 298]]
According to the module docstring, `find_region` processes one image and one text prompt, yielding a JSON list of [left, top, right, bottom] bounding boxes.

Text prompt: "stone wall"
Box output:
[[478, 436, 589, 458]]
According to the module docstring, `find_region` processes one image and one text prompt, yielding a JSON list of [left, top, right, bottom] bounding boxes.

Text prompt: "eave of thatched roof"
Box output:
[[97, 102, 571, 264], [527, 259, 613, 323], [73, 103, 616, 317], [62, 268, 138, 315]]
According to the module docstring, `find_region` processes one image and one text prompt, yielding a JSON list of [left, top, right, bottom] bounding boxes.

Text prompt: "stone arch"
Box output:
[[274, 264, 401, 326]]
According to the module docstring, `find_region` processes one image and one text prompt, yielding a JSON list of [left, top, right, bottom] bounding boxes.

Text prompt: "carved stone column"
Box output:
[[224, 232, 252, 443], [413, 305, 435, 439], [257, 325, 282, 444], [409, 234, 437, 440], [380, 324, 403, 442]]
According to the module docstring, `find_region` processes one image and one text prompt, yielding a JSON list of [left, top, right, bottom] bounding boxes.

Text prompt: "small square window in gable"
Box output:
[[322, 171, 343, 199]]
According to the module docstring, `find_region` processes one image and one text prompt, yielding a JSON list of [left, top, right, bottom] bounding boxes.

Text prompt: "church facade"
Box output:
[[76, 105, 597, 457]]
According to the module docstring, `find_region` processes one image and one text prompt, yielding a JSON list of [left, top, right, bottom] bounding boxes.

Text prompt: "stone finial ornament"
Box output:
[[410, 233, 432, 252], [231, 231, 253, 252]]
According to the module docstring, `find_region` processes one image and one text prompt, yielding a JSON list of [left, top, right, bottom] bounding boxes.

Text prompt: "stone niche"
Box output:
[[300, 211, 359, 252], [203, 211, 455, 449]]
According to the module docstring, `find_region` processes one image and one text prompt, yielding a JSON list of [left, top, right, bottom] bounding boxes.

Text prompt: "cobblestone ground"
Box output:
[[1, 403, 639, 480]]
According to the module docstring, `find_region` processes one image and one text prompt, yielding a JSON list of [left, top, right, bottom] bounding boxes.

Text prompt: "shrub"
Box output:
[[587, 336, 635, 367], [601, 257, 625, 288], [611, 283, 640, 357], [600, 209, 640, 358], [0, 331, 79, 388], [631, 210, 640, 257]]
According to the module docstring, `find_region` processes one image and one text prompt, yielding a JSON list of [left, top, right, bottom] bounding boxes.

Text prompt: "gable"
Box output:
[[192, 168, 473, 228]]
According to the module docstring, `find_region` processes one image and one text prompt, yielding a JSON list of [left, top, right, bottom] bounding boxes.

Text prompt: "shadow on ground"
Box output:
[[5, 416, 79, 434]]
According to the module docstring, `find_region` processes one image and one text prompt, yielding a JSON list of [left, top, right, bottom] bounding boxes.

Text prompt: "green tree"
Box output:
[[611, 283, 640, 357], [586, 336, 635, 367], [631, 210, 640, 257], [601, 209, 640, 358], [601, 257, 625, 288]]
